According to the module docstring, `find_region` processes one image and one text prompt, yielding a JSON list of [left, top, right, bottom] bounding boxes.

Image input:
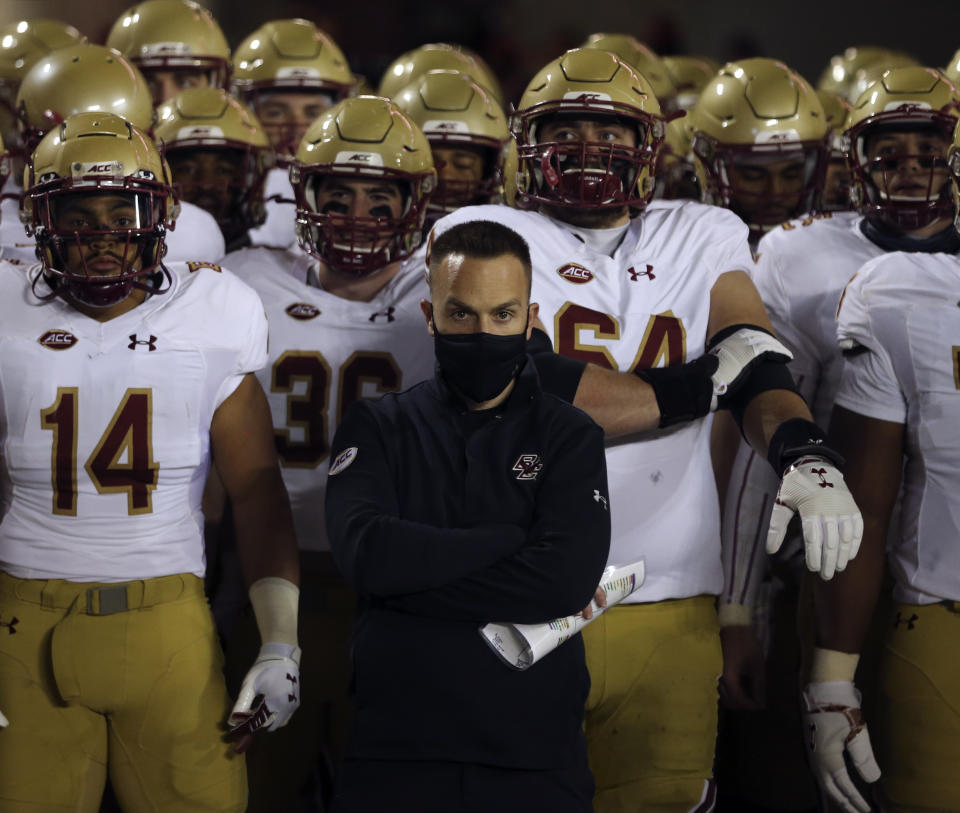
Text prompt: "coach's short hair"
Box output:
[[427, 220, 532, 295]]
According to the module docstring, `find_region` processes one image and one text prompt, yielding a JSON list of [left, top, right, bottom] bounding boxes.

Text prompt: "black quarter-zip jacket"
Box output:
[[325, 358, 611, 770]]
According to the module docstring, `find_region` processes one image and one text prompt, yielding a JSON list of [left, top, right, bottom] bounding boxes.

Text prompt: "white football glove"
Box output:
[[766, 456, 863, 580], [0, 708, 7, 728], [803, 681, 881, 813], [708, 327, 793, 411], [228, 642, 301, 752]]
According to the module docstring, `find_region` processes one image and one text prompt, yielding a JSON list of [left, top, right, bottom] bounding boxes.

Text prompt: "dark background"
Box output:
[[3, 0, 957, 103]]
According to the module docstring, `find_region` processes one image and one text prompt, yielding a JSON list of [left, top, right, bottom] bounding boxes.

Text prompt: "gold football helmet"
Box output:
[[582, 34, 677, 110], [513, 48, 666, 212], [106, 0, 230, 103], [378, 43, 504, 106], [662, 55, 720, 110], [817, 89, 854, 211], [845, 66, 960, 230], [391, 69, 513, 217], [687, 58, 829, 231], [0, 19, 83, 148], [231, 19, 355, 159], [155, 87, 274, 244], [817, 46, 916, 98], [946, 114, 960, 232], [16, 44, 155, 155], [24, 112, 178, 307], [945, 48, 960, 88], [291, 96, 436, 275]]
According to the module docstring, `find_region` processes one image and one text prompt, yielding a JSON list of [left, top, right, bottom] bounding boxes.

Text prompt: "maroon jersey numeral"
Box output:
[[553, 302, 686, 372], [41, 388, 158, 516], [271, 351, 404, 468]]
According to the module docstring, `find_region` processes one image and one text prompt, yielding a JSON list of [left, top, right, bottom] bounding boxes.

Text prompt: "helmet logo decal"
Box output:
[[276, 66, 322, 79], [38, 330, 78, 350], [73, 161, 123, 178], [755, 129, 801, 144], [423, 120, 469, 134], [882, 101, 932, 113], [556, 263, 594, 284], [140, 42, 192, 57], [285, 302, 321, 320], [334, 151, 384, 167], [177, 125, 225, 140]]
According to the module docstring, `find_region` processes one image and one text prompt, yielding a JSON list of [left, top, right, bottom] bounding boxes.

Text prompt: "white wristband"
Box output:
[[249, 577, 300, 647], [810, 646, 859, 683]]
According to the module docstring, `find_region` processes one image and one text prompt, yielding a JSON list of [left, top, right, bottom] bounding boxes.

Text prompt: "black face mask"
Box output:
[[433, 320, 528, 404]]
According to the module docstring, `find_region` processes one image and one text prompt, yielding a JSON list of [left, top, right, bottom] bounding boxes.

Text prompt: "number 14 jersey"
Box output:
[[0, 261, 268, 582]]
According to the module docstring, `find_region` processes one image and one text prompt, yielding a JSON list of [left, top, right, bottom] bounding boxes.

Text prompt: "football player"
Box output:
[[686, 57, 830, 248], [11, 42, 226, 264], [816, 46, 917, 100], [804, 109, 960, 813], [658, 55, 720, 201], [155, 87, 275, 253], [0, 111, 300, 811], [219, 95, 439, 812], [390, 69, 515, 226], [717, 66, 960, 811], [106, 0, 231, 105], [377, 42, 504, 105], [432, 48, 862, 813], [231, 18, 356, 250], [0, 19, 84, 254], [818, 89, 854, 212]]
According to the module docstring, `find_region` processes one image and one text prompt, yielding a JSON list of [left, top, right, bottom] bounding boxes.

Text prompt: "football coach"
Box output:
[[324, 219, 611, 812]]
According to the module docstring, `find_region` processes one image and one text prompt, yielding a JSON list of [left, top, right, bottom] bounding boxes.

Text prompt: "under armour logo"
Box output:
[[893, 612, 919, 630], [627, 264, 655, 281], [593, 489, 608, 510], [369, 306, 396, 323], [128, 334, 157, 351], [0, 614, 17, 634], [811, 467, 833, 489], [513, 454, 543, 480], [286, 672, 299, 703]]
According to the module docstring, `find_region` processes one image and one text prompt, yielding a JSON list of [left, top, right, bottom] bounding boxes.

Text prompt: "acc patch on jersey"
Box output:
[[38, 329, 78, 350], [329, 447, 358, 476], [285, 302, 321, 321], [186, 261, 223, 274], [556, 263, 594, 285]]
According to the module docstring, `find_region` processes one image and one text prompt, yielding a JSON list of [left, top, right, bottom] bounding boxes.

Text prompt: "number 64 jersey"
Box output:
[[0, 260, 268, 582], [433, 200, 754, 602], [226, 246, 435, 553]]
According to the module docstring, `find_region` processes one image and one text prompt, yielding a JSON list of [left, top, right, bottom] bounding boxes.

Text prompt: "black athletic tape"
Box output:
[[636, 354, 717, 428], [724, 358, 797, 427], [527, 328, 586, 404], [767, 418, 844, 477]]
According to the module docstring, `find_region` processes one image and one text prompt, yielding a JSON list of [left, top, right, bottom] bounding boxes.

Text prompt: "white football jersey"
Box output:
[[226, 245, 435, 551], [721, 212, 884, 608], [433, 201, 754, 602], [835, 251, 960, 604], [165, 201, 226, 264], [0, 193, 35, 263], [247, 167, 297, 249], [0, 260, 267, 582]]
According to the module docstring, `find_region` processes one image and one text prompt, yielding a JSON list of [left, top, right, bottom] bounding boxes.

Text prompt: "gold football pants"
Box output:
[[877, 601, 960, 813], [584, 596, 721, 813], [0, 570, 245, 812]]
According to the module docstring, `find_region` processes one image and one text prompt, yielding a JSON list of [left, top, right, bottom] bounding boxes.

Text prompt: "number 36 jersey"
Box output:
[[433, 201, 754, 602], [226, 246, 435, 552], [0, 260, 268, 582]]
